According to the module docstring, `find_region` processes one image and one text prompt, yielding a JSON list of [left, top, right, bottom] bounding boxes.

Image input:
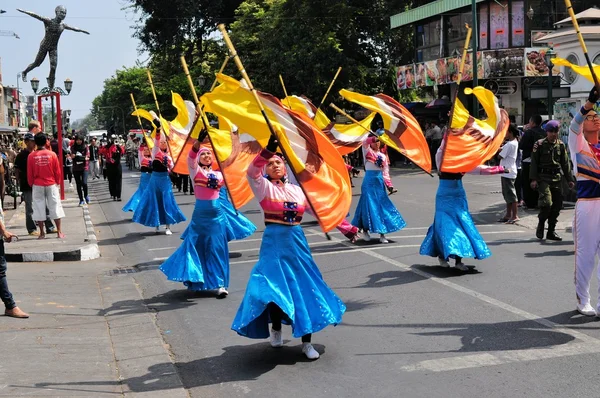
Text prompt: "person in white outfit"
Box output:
[[569, 86, 600, 316]]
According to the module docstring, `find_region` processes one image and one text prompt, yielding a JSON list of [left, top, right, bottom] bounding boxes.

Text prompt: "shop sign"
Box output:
[[484, 79, 518, 95]]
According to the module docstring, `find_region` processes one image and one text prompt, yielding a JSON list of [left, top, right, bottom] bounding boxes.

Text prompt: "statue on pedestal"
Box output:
[[18, 5, 89, 89]]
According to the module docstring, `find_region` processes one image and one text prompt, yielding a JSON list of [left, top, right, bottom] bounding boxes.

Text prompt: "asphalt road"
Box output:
[[93, 166, 597, 398]]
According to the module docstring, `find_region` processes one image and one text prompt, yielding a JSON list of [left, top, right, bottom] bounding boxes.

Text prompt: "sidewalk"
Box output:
[[4, 186, 100, 262], [0, 178, 188, 397]]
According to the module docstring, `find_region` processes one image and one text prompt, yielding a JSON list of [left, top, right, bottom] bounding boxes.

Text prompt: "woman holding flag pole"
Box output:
[[217, 23, 345, 360], [159, 131, 231, 298], [131, 119, 186, 234]]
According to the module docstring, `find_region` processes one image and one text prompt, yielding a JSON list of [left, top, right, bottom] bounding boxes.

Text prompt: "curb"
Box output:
[[5, 200, 101, 262]]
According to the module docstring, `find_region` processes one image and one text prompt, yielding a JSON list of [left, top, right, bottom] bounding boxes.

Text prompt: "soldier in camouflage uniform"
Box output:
[[530, 120, 575, 241]]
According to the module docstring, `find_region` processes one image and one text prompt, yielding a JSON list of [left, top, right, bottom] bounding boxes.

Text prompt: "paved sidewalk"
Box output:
[[4, 190, 100, 262], [0, 178, 188, 397]]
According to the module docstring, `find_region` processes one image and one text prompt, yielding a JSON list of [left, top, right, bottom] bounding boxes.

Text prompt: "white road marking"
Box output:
[[151, 257, 168, 261], [306, 228, 600, 372], [148, 247, 177, 251]]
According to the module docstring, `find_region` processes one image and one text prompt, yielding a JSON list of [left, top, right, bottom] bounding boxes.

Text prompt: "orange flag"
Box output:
[[441, 87, 509, 173], [201, 74, 352, 232], [339, 90, 432, 173]]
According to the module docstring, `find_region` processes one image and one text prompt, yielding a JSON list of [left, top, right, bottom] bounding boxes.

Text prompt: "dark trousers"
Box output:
[[106, 164, 122, 199], [22, 191, 54, 233], [73, 170, 89, 202], [0, 242, 15, 310], [269, 303, 311, 343], [522, 163, 537, 208], [538, 181, 563, 231], [515, 168, 523, 202], [431, 139, 442, 169], [176, 174, 192, 193], [64, 166, 72, 184]]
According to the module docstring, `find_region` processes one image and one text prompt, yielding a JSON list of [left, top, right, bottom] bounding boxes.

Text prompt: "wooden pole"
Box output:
[[329, 103, 433, 177], [317, 67, 342, 110], [146, 69, 174, 161], [563, 0, 600, 88], [440, 24, 473, 171], [218, 23, 328, 234], [129, 93, 153, 149], [180, 55, 235, 206], [279, 74, 292, 108]]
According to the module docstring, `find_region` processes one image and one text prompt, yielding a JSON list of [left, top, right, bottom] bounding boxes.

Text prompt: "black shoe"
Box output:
[[113, 197, 116, 201], [546, 231, 562, 241], [536, 222, 545, 240], [117, 197, 122, 202]]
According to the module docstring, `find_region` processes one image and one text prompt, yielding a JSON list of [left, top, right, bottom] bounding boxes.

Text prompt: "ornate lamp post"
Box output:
[[544, 48, 556, 119], [30, 77, 73, 200]]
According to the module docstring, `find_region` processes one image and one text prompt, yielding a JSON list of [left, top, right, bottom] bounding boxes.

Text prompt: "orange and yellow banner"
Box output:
[[339, 90, 432, 173], [202, 74, 352, 232], [441, 86, 509, 173]]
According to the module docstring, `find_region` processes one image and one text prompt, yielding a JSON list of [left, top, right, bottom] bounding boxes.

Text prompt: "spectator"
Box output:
[[64, 147, 73, 188], [88, 137, 100, 179], [102, 135, 125, 201], [27, 133, 65, 239], [70, 135, 89, 206], [50, 134, 59, 156], [14, 126, 56, 236], [0, 204, 28, 319], [519, 115, 546, 208], [498, 124, 520, 223], [426, 122, 443, 170]]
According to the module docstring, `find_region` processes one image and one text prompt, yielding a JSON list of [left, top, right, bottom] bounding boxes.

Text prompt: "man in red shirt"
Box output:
[[27, 133, 65, 239]]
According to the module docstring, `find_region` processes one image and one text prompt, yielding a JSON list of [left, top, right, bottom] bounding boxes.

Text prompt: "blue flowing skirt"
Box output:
[[232, 224, 346, 339], [159, 199, 229, 290], [352, 170, 406, 234], [419, 179, 491, 260], [181, 187, 256, 242], [122, 172, 152, 213], [132, 171, 186, 227]]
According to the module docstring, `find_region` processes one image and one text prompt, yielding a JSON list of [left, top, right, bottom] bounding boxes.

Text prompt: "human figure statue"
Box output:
[[17, 6, 89, 89]]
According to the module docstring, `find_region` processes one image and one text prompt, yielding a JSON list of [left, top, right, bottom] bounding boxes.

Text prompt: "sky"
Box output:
[[0, 0, 144, 122]]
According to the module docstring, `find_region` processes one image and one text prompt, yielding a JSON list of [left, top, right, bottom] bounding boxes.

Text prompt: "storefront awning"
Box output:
[[390, 0, 485, 29]]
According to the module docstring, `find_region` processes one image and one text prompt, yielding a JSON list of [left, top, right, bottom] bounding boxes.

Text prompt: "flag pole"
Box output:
[[129, 93, 154, 149], [317, 67, 342, 110], [440, 24, 472, 171], [329, 103, 433, 177], [210, 56, 230, 92], [279, 74, 293, 108], [180, 55, 235, 207], [218, 23, 330, 234], [563, 0, 600, 89], [146, 69, 175, 161]]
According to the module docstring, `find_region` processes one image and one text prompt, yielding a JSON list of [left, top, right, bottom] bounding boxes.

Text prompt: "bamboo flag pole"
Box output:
[[317, 67, 342, 110], [279, 74, 293, 108], [209, 56, 230, 92], [217, 23, 329, 235], [329, 103, 433, 177], [564, 0, 600, 88], [439, 24, 472, 171], [146, 69, 174, 161], [180, 55, 235, 206], [129, 93, 153, 149]]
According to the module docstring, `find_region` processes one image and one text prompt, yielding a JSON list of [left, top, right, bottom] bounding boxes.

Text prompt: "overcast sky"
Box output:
[[0, 0, 144, 121]]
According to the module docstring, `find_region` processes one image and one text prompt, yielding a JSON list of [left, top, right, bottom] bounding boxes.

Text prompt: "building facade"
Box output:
[[390, 0, 595, 125]]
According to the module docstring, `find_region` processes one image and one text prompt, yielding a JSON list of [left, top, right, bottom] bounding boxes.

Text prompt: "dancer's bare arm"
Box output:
[[16, 9, 49, 22]]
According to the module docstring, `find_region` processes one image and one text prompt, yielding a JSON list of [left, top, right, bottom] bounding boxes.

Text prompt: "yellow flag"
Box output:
[[553, 57, 600, 83]]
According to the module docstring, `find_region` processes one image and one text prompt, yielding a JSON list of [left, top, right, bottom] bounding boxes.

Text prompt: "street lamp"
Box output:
[[197, 75, 206, 88], [544, 48, 556, 119], [30, 77, 39, 94], [526, 6, 534, 20], [64, 78, 73, 94]]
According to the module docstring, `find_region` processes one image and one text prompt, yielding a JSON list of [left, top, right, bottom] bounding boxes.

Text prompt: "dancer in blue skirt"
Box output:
[[420, 139, 508, 271], [160, 136, 230, 298], [132, 126, 186, 235], [122, 143, 152, 213], [352, 136, 406, 243], [232, 136, 346, 360]]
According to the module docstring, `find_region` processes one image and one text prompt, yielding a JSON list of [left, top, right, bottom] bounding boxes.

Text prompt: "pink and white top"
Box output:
[[188, 148, 224, 201], [152, 137, 173, 172], [139, 146, 152, 170], [363, 140, 392, 186], [247, 149, 307, 226]]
